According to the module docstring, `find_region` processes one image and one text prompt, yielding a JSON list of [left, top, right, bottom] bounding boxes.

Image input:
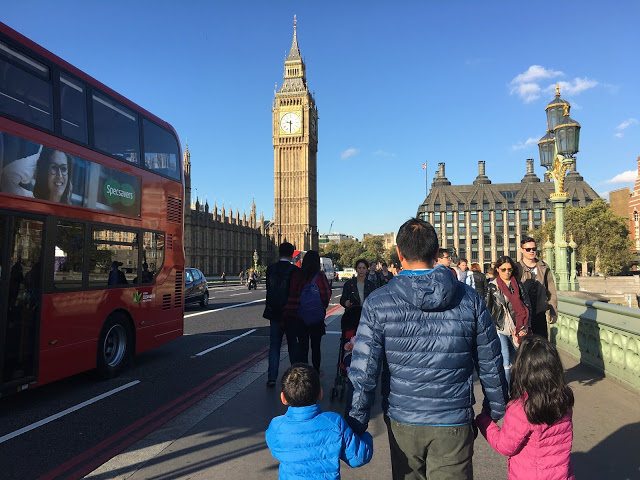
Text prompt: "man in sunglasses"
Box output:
[[518, 236, 557, 339]]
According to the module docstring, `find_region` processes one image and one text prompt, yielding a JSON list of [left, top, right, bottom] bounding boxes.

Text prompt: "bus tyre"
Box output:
[[200, 291, 209, 308], [97, 314, 132, 379]]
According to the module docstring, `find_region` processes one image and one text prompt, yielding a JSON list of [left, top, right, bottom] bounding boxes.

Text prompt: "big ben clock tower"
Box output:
[[273, 16, 318, 251]]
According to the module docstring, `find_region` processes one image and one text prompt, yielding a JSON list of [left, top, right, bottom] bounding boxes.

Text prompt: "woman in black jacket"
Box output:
[[340, 258, 376, 330], [484, 256, 531, 387]]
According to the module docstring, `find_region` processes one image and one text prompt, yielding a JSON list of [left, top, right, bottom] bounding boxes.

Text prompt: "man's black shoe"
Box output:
[[266, 380, 276, 387]]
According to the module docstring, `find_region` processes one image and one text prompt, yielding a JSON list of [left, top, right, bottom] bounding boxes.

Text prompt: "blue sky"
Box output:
[[3, 1, 639, 239]]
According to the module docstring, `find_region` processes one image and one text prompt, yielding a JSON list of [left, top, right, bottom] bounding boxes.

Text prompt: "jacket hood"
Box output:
[[388, 265, 459, 311]]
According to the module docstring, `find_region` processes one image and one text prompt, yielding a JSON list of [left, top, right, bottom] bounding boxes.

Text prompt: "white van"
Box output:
[[320, 257, 335, 288]]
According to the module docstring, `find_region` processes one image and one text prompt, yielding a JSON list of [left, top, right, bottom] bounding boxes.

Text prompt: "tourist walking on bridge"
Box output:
[[284, 250, 331, 373], [347, 218, 508, 480], [485, 256, 531, 386], [264, 242, 298, 387], [518, 235, 557, 340], [476, 336, 575, 479]]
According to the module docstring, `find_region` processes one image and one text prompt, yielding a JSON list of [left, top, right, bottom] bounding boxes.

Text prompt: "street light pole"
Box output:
[[538, 85, 581, 291]]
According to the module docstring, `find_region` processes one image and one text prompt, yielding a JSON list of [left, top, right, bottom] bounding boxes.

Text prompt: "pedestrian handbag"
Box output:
[[298, 273, 325, 326]]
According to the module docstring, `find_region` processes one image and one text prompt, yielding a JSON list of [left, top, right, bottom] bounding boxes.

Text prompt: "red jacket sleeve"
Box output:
[[317, 273, 331, 309]]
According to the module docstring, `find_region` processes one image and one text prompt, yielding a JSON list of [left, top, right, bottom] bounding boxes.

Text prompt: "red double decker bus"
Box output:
[[0, 22, 185, 395]]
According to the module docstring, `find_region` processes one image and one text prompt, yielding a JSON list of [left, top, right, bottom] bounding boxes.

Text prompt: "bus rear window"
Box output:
[[92, 92, 139, 164], [143, 119, 180, 181], [0, 41, 52, 130]]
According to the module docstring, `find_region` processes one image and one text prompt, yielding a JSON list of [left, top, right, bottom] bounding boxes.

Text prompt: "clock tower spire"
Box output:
[[272, 16, 318, 251]]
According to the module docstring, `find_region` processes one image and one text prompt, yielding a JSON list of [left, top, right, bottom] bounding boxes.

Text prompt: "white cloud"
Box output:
[[546, 78, 598, 96], [512, 137, 538, 151], [510, 66, 598, 104], [614, 118, 638, 138], [510, 66, 563, 103], [373, 150, 397, 158], [512, 65, 563, 84], [616, 118, 638, 130], [604, 170, 637, 184], [598, 191, 610, 201], [341, 148, 358, 159]]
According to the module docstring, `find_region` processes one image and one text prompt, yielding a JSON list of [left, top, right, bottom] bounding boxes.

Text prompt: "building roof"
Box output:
[[417, 159, 600, 214]]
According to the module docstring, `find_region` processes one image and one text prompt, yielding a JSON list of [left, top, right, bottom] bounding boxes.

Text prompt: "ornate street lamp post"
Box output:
[[537, 85, 581, 291], [253, 249, 259, 271]]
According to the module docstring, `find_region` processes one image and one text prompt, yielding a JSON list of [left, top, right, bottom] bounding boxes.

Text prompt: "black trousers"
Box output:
[[531, 311, 548, 338], [297, 328, 323, 372]]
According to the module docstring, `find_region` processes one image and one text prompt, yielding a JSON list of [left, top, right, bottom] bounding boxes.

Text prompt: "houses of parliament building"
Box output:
[[183, 17, 318, 275]]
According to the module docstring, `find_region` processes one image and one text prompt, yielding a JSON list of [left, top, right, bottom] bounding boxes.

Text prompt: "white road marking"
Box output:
[[194, 329, 257, 357], [230, 292, 253, 297], [184, 299, 265, 318], [0, 381, 140, 444]]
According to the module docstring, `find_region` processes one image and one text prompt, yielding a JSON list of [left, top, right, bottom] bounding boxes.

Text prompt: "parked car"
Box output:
[[185, 268, 209, 308]]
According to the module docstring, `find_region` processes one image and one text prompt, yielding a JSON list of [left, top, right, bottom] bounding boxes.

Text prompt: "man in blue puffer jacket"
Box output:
[[347, 217, 508, 480]]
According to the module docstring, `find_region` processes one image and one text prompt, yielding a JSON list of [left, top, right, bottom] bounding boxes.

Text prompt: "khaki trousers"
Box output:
[[384, 415, 474, 480]]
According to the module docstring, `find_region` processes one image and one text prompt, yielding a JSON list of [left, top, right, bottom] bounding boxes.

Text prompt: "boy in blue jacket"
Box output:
[[266, 363, 373, 479]]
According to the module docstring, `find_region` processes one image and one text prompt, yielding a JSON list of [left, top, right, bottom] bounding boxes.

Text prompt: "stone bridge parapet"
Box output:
[[554, 295, 640, 393]]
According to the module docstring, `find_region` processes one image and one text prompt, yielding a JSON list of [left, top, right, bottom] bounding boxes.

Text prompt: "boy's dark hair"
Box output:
[[354, 258, 369, 269], [279, 242, 295, 257], [281, 363, 321, 407], [396, 218, 438, 264], [520, 235, 536, 247], [437, 248, 449, 259], [510, 336, 574, 425]]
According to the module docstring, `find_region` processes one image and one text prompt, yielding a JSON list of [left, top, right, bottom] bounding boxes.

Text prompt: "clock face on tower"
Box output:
[[280, 112, 301, 134]]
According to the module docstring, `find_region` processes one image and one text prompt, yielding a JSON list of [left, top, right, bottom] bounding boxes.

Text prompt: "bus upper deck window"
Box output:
[[143, 119, 180, 181], [92, 91, 139, 164], [0, 41, 52, 130], [60, 73, 87, 144]]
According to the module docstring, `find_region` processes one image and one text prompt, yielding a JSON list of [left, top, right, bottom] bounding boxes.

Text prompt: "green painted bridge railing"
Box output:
[[553, 295, 640, 393]]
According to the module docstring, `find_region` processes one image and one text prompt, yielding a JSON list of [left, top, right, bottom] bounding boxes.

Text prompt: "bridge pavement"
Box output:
[[87, 310, 640, 480]]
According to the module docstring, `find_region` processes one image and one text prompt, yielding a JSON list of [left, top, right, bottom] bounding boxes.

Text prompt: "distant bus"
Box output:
[[0, 22, 185, 394]]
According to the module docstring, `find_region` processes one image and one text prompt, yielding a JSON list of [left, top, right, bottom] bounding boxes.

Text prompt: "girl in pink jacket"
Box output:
[[476, 336, 575, 480]]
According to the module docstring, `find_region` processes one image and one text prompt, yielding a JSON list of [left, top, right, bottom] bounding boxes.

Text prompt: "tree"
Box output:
[[530, 198, 633, 275], [384, 245, 400, 269], [361, 236, 385, 262], [319, 241, 341, 267], [337, 239, 365, 269]]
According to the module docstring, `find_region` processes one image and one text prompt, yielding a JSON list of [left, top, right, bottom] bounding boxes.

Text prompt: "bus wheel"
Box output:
[[97, 314, 132, 379]]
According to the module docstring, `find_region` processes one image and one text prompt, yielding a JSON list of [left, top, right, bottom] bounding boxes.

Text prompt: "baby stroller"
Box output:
[[330, 305, 362, 400]]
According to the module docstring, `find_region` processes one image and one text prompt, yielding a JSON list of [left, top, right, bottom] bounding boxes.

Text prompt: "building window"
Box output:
[[470, 212, 478, 221], [446, 212, 453, 222], [495, 211, 503, 221], [483, 211, 491, 221], [534, 209, 542, 220], [483, 224, 491, 233]]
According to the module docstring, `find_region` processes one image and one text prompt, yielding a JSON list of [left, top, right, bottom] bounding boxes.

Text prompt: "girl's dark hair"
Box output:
[[354, 258, 369, 270], [510, 336, 574, 425], [281, 363, 321, 407], [33, 147, 73, 204], [301, 250, 320, 281]]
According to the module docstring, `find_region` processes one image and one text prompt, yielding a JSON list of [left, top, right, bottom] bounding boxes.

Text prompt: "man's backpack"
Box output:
[[299, 273, 325, 326]]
